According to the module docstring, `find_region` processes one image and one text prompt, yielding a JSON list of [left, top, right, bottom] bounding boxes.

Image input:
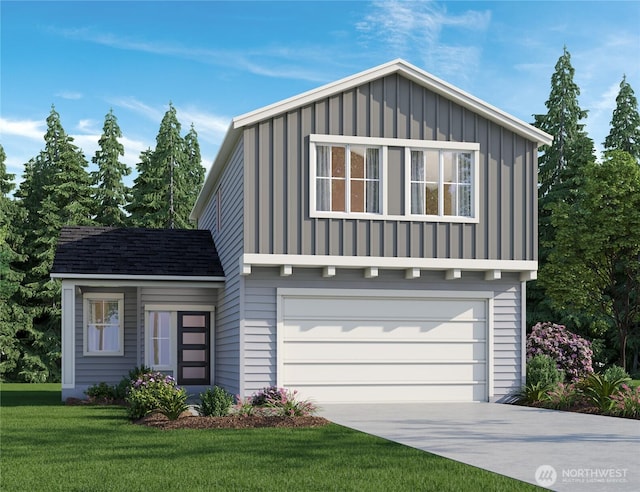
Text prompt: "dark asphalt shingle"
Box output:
[[52, 226, 224, 277]]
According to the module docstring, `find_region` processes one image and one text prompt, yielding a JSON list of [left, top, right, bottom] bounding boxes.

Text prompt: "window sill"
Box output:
[[310, 210, 479, 224]]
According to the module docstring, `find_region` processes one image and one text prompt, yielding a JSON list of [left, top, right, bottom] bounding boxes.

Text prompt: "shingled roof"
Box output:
[[51, 226, 224, 278]]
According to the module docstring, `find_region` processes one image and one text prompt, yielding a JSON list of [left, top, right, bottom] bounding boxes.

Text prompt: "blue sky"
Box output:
[[1, 1, 639, 187]]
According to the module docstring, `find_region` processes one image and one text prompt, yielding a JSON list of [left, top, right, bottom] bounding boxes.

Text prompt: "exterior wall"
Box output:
[[198, 138, 245, 395], [243, 73, 538, 261], [243, 267, 523, 401], [74, 287, 138, 388]]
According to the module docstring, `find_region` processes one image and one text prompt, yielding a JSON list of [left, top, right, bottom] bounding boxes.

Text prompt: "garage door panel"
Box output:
[[285, 362, 487, 383], [284, 320, 486, 340], [293, 384, 487, 404], [285, 341, 486, 361], [280, 293, 488, 403], [283, 297, 485, 321]]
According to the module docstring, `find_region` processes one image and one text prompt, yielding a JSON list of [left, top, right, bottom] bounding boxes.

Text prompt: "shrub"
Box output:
[[512, 381, 552, 406], [603, 365, 630, 383], [526, 354, 564, 387], [250, 386, 283, 406], [580, 373, 629, 412], [85, 382, 116, 401], [545, 382, 580, 410], [125, 371, 182, 420], [197, 386, 234, 416], [233, 386, 318, 417], [156, 386, 189, 420], [610, 384, 640, 418], [264, 388, 317, 417], [527, 322, 594, 381]]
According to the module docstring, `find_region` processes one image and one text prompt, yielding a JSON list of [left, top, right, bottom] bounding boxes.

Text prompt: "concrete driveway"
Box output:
[[320, 403, 639, 491]]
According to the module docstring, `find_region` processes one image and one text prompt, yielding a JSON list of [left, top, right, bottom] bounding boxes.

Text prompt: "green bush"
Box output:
[[545, 383, 580, 410], [526, 354, 564, 387], [610, 384, 640, 418], [156, 387, 189, 420], [512, 381, 552, 405], [85, 382, 116, 401], [603, 365, 630, 383], [580, 373, 629, 412], [197, 386, 234, 416], [125, 372, 183, 420]]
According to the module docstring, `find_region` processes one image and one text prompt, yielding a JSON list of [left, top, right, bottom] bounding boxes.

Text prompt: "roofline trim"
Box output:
[[51, 273, 226, 282], [232, 59, 553, 146]]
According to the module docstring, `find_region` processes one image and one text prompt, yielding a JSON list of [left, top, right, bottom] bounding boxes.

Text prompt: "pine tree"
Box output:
[[92, 109, 131, 226], [13, 106, 94, 382], [0, 145, 32, 380], [128, 103, 203, 229], [604, 76, 640, 161], [127, 148, 164, 227], [183, 124, 205, 220], [528, 47, 596, 331]]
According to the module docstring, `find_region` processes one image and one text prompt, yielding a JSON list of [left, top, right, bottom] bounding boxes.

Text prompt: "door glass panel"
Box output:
[[182, 367, 206, 379], [182, 332, 206, 345], [182, 315, 205, 327], [183, 350, 206, 362]]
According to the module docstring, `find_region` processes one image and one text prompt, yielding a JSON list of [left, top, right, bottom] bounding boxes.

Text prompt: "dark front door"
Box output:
[[177, 312, 210, 385]]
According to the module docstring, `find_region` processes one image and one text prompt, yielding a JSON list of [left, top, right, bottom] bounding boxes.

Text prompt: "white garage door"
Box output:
[[279, 290, 489, 403]]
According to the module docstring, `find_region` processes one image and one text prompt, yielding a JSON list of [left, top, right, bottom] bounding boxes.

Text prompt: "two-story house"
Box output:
[[52, 59, 552, 403]]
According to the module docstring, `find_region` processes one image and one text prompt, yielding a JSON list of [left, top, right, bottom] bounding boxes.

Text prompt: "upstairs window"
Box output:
[[310, 135, 478, 223], [410, 149, 474, 218], [314, 143, 381, 215]]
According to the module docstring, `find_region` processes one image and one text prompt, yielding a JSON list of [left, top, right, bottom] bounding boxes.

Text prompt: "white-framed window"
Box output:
[[147, 311, 173, 369], [83, 293, 124, 356], [310, 136, 383, 217], [310, 134, 479, 223], [409, 149, 474, 218]]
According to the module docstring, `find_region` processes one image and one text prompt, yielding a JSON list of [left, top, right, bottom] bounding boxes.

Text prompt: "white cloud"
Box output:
[[109, 97, 164, 122], [355, 0, 491, 79], [53, 26, 329, 83], [0, 117, 45, 140], [77, 119, 100, 133], [56, 90, 83, 100], [177, 107, 230, 143]]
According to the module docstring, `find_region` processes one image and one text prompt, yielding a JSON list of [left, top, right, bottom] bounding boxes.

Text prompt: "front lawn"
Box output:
[[0, 384, 540, 491]]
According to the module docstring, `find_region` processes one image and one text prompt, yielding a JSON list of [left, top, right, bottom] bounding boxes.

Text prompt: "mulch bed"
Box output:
[[137, 413, 331, 430]]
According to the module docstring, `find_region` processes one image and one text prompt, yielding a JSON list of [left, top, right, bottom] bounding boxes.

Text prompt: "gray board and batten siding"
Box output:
[[198, 139, 245, 395], [243, 73, 538, 261], [242, 268, 523, 401]]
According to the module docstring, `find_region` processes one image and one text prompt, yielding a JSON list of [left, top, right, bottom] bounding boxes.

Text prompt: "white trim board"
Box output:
[[241, 254, 537, 279]]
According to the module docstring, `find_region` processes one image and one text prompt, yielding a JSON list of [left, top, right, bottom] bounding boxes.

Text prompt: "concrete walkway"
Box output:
[[320, 403, 639, 491]]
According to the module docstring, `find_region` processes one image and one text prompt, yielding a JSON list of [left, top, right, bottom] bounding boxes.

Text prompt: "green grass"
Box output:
[[629, 379, 640, 388], [0, 384, 540, 492]]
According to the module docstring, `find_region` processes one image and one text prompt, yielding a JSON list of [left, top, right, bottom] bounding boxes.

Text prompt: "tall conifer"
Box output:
[[92, 109, 131, 226], [128, 103, 203, 229], [528, 47, 595, 329], [14, 106, 94, 381], [0, 145, 33, 380], [604, 76, 640, 161]]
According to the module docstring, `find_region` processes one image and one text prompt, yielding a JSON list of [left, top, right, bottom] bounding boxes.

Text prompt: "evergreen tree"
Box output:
[[183, 124, 205, 219], [92, 109, 131, 226], [127, 148, 164, 227], [128, 103, 204, 229], [604, 76, 640, 161], [528, 47, 596, 331], [13, 106, 94, 382], [0, 145, 32, 380]]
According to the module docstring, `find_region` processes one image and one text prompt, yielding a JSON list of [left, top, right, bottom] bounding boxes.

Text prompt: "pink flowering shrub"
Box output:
[[234, 386, 318, 417], [610, 384, 640, 419], [125, 371, 184, 420], [527, 322, 593, 381]]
